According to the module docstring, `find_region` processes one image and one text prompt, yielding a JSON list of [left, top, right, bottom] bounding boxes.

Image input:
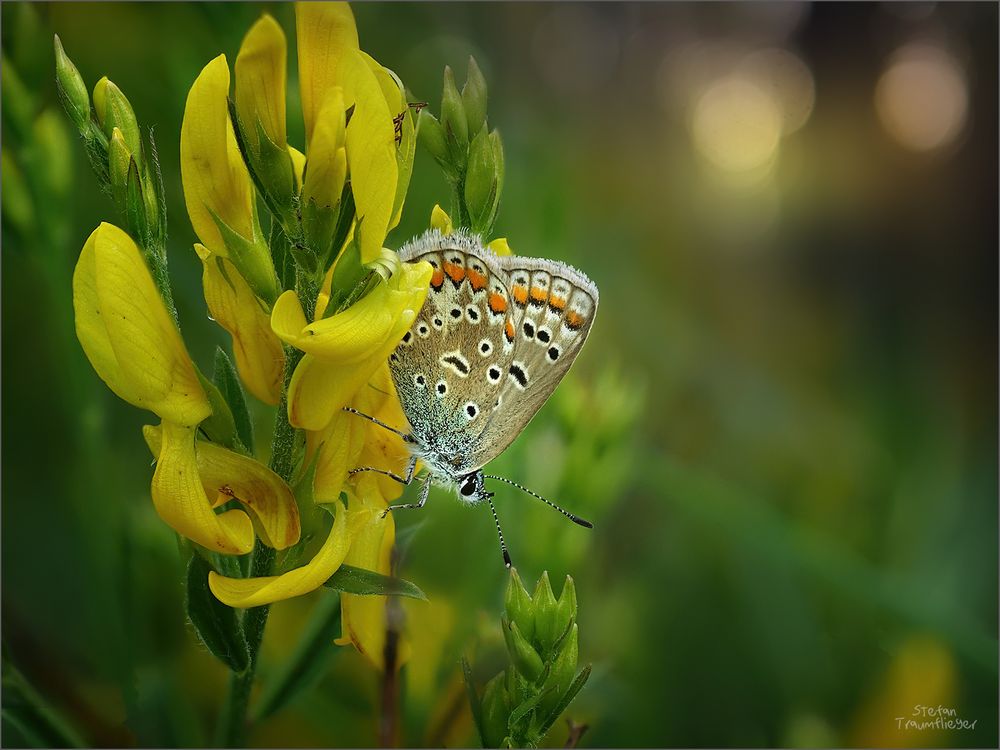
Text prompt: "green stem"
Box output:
[[215, 274, 317, 747]]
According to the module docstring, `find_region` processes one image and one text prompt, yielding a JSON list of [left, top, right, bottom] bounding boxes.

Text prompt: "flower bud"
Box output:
[[464, 127, 497, 233], [107, 127, 132, 215], [53, 35, 90, 131], [539, 623, 579, 720], [462, 56, 488, 137], [480, 671, 510, 749], [416, 109, 448, 166], [531, 571, 559, 653], [552, 575, 577, 643], [504, 567, 535, 643], [503, 616, 544, 682], [94, 77, 142, 166], [440, 65, 468, 158]]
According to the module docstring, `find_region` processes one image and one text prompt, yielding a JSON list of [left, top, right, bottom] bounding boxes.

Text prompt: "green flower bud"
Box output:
[[464, 127, 497, 233], [441, 65, 468, 155], [94, 78, 142, 167], [53, 35, 90, 131], [539, 623, 579, 721], [417, 109, 449, 166], [552, 575, 577, 644], [531, 571, 559, 653], [108, 127, 132, 215], [505, 568, 535, 643], [503, 616, 544, 682], [462, 55, 488, 137], [480, 671, 511, 749]]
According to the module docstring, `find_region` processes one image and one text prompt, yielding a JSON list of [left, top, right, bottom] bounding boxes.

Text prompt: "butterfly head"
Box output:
[[457, 470, 492, 503]]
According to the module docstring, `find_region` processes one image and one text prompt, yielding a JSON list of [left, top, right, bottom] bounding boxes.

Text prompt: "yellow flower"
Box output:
[[295, 2, 402, 264], [180, 54, 277, 303], [271, 259, 433, 432], [208, 500, 363, 607], [302, 86, 348, 212], [143, 423, 301, 555], [195, 243, 284, 405], [335, 481, 411, 671], [234, 14, 287, 152], [73, 222, 211, 427]]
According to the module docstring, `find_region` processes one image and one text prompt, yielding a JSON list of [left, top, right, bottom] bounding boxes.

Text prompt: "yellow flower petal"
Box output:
[[180, 54, 256, 253], [362, 52, 414, 231], [235, 14, 287, 150], [196, 244, 284, 405], [430, 204, 453, 235], [486, 237, 513, 257], [73, 223, 211, 426], [302, 86, 347, 210], [280, 260, 430, 430], [295, 1, 359, 147], [288, 144, 306, 191], [342, 49, 397, 263], [308, 407, 367, 503], [144, 424, 301, 550], [335, 489, 410, 669], [150, 421, 255, 554], [208, 500, 363, 607]]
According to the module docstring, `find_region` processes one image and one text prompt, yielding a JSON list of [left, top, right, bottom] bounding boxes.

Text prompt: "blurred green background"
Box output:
[[2, 2, 997, 748]]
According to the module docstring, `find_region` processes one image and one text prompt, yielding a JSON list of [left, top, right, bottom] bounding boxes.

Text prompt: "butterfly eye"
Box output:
[[460, 475, 478, 497]]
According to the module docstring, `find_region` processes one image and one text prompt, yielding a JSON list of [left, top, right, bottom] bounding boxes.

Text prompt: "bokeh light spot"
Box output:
[[691, 77, 783, 173], [875, 43, 968, 152]]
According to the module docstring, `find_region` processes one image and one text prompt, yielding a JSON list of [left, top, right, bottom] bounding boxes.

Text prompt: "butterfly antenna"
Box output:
[[484, 475, 594, 529], [486, 493, 512, 568]]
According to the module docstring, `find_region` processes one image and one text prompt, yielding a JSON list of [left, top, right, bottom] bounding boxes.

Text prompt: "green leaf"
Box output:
[[322, 563, 427, 600], [461, 657, 486, 748], [536, 664, 591, 737], [185, 555, 249, 673], [253, 594, 342, 721], [212, 347, 253, 454]]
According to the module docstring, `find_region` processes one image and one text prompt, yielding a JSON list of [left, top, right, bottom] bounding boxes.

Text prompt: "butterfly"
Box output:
[[347, 230, 598, 566]]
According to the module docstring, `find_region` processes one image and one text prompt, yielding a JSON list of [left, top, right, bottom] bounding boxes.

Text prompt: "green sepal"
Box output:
[[252, 594, 342, 721], [552, 575, 577, 646], [479, 671, 511, 749], [535, 664, 591, 738], [531, 571, 559, 653], [194, 367, 239, 450], [254, 117, 296, 217], [100, 81, 142, 168], [538, 623, 578, 720], [462, 55, 488, 137], [322, 563, 427, 600], [465, 126, 497, 235], [504, 567, 535, 643], [124, 157, 149, 249], [53, 35, 90, 131], [207, 206, 278, 305], [441, 65, 468, 166], [185, 554, 250, 674], [416, 109, 451, 173], [212, 347, 254, 455], [300, 196, 336, 271], [502, 616, 544, 682], [324, 239, 368, 316]]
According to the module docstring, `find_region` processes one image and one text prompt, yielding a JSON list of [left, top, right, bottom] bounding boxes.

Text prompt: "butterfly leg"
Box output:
[[486, 495, 512, 568], [349, 455, 418, 486], [342, 407, 415, 443], [381, 475, 432, 519]]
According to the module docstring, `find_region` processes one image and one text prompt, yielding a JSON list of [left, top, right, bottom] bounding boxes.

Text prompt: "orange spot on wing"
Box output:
[[512, 285, 528, 305], [548, 295, 566, 311], [488, 292, 507, 314], [565, 310, 585, 330], [443, 262, 465, 284], [505, 319, 515, 341], [430, 269, 444, 289], [529, 286, 548, 305], [467, 268, 487, 291]]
